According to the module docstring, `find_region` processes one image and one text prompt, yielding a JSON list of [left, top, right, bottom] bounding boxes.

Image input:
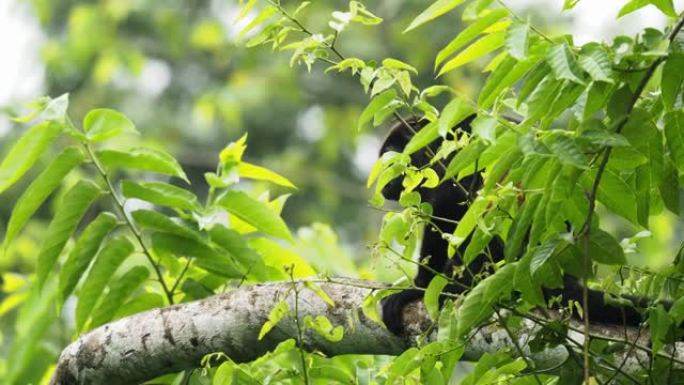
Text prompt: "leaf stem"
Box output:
[[82, 142, 175, 305], [576, 12, 684, 380]]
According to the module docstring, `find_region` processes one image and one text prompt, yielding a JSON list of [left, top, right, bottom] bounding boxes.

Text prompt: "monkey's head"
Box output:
[[377, 115, 480, 206]]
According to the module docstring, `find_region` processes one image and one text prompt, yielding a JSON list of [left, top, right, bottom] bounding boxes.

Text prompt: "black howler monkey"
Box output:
[[378, 115, 655, 336]]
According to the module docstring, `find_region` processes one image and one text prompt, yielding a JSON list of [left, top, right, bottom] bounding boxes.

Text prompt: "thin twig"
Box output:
[[82, 142, 174, 305]]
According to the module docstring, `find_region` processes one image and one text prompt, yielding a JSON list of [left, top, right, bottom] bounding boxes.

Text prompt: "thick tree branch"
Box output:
[[50, 279, 684, 385]]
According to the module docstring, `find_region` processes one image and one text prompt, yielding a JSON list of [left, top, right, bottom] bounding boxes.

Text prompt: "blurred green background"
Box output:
[[0, 0, 682, 381]]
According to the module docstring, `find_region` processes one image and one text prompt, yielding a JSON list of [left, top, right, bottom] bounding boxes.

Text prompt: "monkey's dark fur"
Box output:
[[379, 116, 655, 336]]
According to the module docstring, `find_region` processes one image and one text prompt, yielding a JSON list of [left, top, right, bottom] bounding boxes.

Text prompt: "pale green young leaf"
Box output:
[[36, 180, 101, 288], [438, 31, 505, 76], [546, 43, 584, 84], [3, 148, 84, 250], [83, 108, 137, 142], [76, 236, 134, 331], [258, 300, 289, 339], [121, 180, 200, 211], [563, 0, 581, 10], [238, 162, 296, 188], [90, 266, 149, 328], [382, 58, 418, 74], [235, 0, 257, 22], [249, 237, 316, 278], [424, 275, 449, 320], [357, 89, 397, 131], [664, 111, 684, 173], [0, 121, 62, 194], [505, 22, 529, 60], [435, 9, 508, 68], [58, 212, 118, 304], [618, 0, 676, 18], [304, 315, 344, 341], [438, 97, 475, 136], [303, 281, 335, 306], [218, 191, 292, 242], [404, 0, 466, 33], [578, 44, 613, 83], [239, 5, 277, 40], [404, 121, 439, 154], [97, 147, 188, 182]]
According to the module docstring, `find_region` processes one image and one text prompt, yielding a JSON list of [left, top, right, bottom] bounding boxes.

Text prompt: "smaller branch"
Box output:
[[289, 268, 311, 385], [494, 309, 543, 385], [81, 142, 174, 305]]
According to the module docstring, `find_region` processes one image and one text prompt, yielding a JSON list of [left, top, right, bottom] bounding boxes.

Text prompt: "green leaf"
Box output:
[[442, 140, 488, 181], [590, 168, 639, 224], [358, 89, 397, 131], [304, 315, 344, 342], [582, 229, 626, 265], [36, 180, 101, 288], [505, 22, 529, 60], [662, 54, 684, 110], [3, 147, 84, 250], [404, 0, 466, 32], [209, 225, 266, 278], [76, 236, 134, 330], [0, 121, 62, 194], [543, 131, 588, 169], [546, 43, 584, 84], [438, 31, 505, 76], [438, 97, 475, 136], [525, 75, 563, 120], [218, 191, 292, 242], [121, 180, 200, 211], [457, 263, 515, 337], [382, 58, 418, 74], [618, 0, 676, 17], [530, 238, 560, 276], [404, 121, 439, 154], [132, 209, 203, 241], [479, 56, 538, 109], [238, 162, 296, 188], [505, 193, 542, 260], [96, 147, 188, 182], [578, 44, 613, 83], [83, 108, 137, 142], [424, 275, 449, 320], [258, 300, 289, 339], [435, 8, 508, 68], [451, 198, 489, 247], [58, 212, 118, 304], [151, 232, 243, 278], [665, 111, 684, 173], [563, 0, 581, 10], [90, 266, 149, 328]]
